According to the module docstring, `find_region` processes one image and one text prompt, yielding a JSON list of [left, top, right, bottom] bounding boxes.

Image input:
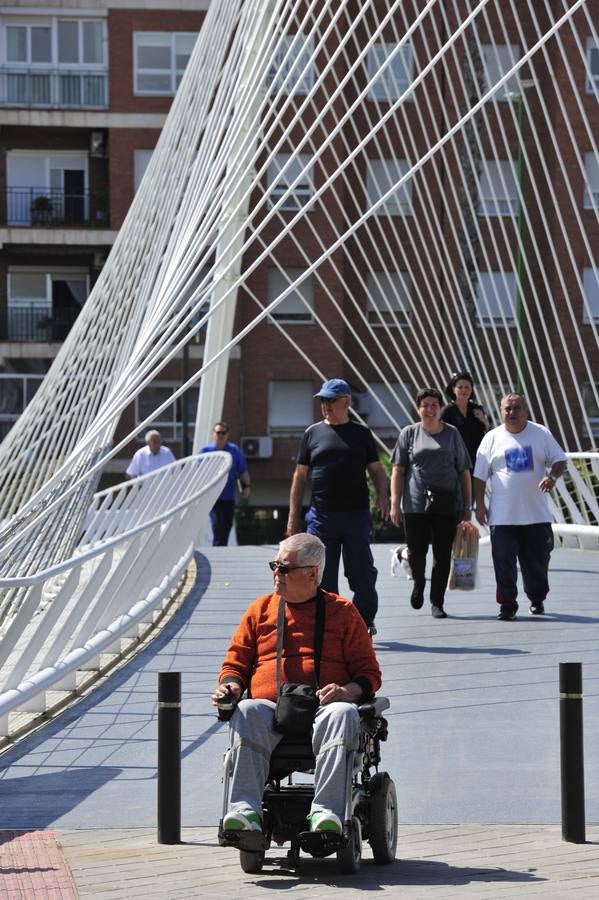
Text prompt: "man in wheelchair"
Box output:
[[211, 533, 396, 873]]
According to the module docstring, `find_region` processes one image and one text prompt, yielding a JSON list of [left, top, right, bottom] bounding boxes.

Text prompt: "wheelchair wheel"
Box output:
[[368, 772, 398, 864], [336, 816, 362, 874], [239, 849, 265, 873]]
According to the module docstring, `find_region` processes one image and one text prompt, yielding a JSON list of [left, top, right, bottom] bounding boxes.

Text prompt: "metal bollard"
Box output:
[[559, 662, 585, 843], [157, 671, 181, 844]]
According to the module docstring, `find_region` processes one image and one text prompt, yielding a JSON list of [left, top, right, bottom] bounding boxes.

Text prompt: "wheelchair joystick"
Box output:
[[216, 684, 236, 721]]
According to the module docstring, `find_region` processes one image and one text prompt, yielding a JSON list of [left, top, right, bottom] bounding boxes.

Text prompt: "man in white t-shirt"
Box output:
[[126, 429, 176, 478], [473, 393, 566, 620]]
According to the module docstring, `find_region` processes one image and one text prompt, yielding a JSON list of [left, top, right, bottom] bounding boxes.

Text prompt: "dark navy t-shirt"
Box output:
[[296, 421, 379, 512]]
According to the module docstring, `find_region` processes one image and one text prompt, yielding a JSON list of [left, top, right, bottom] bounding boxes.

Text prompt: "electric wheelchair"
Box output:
[[218, 697, 397, 874]]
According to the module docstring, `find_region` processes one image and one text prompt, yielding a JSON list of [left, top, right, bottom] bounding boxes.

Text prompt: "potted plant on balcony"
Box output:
[[30, 195, 53, 225]]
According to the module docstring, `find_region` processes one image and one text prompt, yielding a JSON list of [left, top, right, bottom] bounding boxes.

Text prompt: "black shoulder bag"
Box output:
[[273, 591, 325, 740]]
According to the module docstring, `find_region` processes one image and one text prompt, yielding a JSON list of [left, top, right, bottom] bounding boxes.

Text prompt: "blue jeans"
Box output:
[[490, 523, 554, 605], [210, 500, 235, 546], [305, 507, 378, 626]]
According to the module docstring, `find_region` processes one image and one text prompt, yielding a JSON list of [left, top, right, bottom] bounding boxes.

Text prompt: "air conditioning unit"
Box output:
[[241, 436, 273, 459]]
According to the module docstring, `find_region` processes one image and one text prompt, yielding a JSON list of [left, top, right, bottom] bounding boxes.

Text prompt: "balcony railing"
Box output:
[[3, 188, 108, 228], [0, 68, 107, 109], [0, 305, 81, 342]]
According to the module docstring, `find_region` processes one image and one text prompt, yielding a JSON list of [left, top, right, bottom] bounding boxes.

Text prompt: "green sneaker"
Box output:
[[223, 809, 262, 832], [309, 811, 342, 834]]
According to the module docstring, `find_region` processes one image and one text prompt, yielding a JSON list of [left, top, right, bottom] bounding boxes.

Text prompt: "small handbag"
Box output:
[[424, 486, 456, 516], [273, 592, 325, 740]]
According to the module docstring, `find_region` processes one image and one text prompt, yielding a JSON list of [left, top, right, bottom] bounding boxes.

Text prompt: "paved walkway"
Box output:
[[2, 825, 598, 898], [0, 543, 598, 897]]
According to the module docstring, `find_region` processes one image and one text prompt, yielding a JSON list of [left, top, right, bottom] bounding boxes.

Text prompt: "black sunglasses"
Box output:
[[268, 561, 313, 574], [214, 430, 228, 435]]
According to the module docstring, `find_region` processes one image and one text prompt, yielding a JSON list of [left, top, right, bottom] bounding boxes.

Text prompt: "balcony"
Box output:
[[0, 304, 81, 342], [3, 188, 108, 228], [0, 67, 107, 109]]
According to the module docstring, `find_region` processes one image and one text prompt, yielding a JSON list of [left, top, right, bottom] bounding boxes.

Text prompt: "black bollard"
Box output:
[[158, 672, 181, 844], [559, 662, 585, 843]]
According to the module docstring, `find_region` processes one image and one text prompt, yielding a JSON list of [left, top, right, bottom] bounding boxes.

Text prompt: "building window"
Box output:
[[6, 151, 88, 225], [1, 17, 107, 107], [478, 160, 518, 216], [587, 38, 599, 93], [134, 149, 154, 192], [136, 381, 199, 441], [367, 158, 412, 215], [475, 271, 517, 327], [0, 371, 45, 440], [267, 34, 314, 95], [481, 44, 520, 100], [353, 382, 412, 433], [367, 42, 413, 101], [366, 271, 412, 326], [583, 267, 599, 323], [582, 383, 599, 436], [267, 153, 314, 210], [7, 268, 88, 341], [267, 267, 314, 323], [133, 32, 197, 95], [268, 381, 313, 432], [583, 151, 599, 209]]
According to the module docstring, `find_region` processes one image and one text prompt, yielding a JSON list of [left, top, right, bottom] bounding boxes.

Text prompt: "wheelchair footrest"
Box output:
[[218, 828, 269, 852], [298, 829, 346, 858]]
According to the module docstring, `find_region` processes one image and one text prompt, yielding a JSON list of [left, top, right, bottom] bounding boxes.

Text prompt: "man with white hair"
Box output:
[[126, 429, 176, 478], [212, 532, 381, 836]]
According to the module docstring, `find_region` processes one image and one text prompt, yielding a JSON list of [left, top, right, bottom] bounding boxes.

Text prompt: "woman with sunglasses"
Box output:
[[441, 371, 489, 470]]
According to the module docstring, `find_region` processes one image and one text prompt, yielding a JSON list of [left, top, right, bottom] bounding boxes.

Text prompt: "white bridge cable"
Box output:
[[437, 0, 578, 444], [0, 0, 596, 578], [0, 1, 592, 540]]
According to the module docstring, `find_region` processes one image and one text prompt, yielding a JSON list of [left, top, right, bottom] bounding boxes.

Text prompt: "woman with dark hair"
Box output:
[[441, 370, 489, 468], [390, 388, 472, 618]]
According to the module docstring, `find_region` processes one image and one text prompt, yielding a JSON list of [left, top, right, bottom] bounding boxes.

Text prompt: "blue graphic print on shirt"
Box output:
[[505, 445, 534, 473]]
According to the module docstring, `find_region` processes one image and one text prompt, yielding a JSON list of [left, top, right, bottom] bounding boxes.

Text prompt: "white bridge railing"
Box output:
[[550, 454, 599, 550], [0, 451, 230, 742]]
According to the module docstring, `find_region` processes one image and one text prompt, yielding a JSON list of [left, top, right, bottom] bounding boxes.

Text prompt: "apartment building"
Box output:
[[1, 2, 597, 545], [0, 0, 208, 453]]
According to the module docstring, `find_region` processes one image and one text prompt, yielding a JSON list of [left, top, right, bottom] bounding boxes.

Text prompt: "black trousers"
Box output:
[[210, 499, 235, 546], [404, 512, 458, 607]]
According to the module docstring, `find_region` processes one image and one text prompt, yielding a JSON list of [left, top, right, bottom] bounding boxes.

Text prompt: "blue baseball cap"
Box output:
[[314, 378, 351, 399]]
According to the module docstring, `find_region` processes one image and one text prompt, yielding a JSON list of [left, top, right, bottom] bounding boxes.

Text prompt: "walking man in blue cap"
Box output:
[[286, 379, 389, 634]]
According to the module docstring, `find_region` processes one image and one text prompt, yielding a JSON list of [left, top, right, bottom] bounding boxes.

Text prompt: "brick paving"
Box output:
[[0, 830, 78, 899]]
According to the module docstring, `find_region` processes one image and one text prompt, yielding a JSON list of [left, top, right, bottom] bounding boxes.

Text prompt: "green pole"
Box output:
[[181, 339, 189, 457], [514, 92, 527, 395]]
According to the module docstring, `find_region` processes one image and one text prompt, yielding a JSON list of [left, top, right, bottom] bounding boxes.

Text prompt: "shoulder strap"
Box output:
[[275, 591, 326, 692]]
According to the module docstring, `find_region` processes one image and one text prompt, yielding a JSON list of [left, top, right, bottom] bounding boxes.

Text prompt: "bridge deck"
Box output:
[[0, 543, 598, 896], [1, 542, 597, 828]]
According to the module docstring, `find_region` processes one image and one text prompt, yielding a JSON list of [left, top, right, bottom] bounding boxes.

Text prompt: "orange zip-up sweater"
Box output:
[[218, 590, 382, 702]]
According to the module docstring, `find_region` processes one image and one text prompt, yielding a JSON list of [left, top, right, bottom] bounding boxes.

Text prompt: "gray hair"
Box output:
[[500, 392, 528, 409], [145, 429, 161, 443], [278, 533, 326, 583]]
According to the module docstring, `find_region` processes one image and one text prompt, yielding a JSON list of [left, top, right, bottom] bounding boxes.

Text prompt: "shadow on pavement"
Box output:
[[0, 768, 121, 830], [244, 856, 544, 888]]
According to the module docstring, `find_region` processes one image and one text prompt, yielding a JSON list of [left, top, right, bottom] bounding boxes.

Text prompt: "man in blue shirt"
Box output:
[[201, 422, 251, 546]]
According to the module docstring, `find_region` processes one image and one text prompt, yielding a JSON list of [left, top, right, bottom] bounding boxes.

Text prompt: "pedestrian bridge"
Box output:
[[0, 540, 597, 831]]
